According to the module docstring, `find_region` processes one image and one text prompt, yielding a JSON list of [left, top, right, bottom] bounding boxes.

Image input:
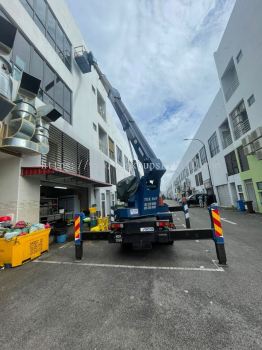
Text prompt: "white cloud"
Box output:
[[66, 0, 236, 189]]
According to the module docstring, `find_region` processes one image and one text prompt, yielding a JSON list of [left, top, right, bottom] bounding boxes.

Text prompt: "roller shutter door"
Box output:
[[216, 184, 231, 207]]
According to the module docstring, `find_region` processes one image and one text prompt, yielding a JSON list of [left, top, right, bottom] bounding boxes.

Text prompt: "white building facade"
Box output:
[[167, 0, 262, 213], [0, 0, 133, 223]]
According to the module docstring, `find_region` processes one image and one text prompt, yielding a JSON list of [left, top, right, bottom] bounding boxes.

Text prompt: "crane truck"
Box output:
[[74, 49, 227, 264], [87, 52, 174, 249]]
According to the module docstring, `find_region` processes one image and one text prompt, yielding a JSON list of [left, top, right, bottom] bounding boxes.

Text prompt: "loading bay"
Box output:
[[1, 206, 262, 350]]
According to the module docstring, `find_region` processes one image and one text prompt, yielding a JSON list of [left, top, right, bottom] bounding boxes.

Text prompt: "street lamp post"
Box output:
[[184, 138, 214, 195]]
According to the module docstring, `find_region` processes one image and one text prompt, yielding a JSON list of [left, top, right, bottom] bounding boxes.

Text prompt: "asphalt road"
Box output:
[[1, 204, 262, 350]]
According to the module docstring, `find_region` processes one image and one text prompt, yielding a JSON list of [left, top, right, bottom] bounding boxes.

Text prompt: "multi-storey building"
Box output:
[[167, 0, 262, 213], [0, 0, 133, 223]]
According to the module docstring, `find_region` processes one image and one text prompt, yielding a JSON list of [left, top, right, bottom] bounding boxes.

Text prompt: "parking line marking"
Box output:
[[59, 243, 70, 249], [212, 259, 224, 271], [221, 218, 237, 225], [33, 259, 224, 272]]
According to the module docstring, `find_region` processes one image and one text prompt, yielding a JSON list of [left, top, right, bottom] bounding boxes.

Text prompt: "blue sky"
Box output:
[[66, 0, 235, 189]]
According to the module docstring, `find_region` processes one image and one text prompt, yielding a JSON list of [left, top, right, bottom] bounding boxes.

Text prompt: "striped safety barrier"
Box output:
[[74, 215, 81, 245], [210, 207, 224, 244]]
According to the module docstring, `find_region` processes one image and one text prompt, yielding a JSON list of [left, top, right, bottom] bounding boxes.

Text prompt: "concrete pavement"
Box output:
[[0, 205, 262, 350]]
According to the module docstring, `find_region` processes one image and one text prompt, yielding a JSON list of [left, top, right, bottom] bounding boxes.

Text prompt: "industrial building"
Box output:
[[0, 0, 133, 224], [167, 0, 262, 213]]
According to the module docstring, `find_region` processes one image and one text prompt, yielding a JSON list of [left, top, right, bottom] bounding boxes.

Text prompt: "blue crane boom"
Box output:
[[88, 53, 165, 177], [87, 52, 167, 219]]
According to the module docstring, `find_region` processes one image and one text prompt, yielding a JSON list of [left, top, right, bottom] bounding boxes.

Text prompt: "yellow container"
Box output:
[[0, 228, 50, 267], [89, 207, 97, 214], [92, 217, 109, 231]]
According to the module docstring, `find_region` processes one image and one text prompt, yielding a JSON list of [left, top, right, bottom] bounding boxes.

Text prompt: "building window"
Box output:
[[20, 0, 33, 17], [124, 155, 129, 171], [97, 90, 106, 121], [236, 50, 243, 64], [199, 172, 203, 185], [225, 151, 239, 176], [105, 161, 110, 183], [20, 0, 72, 71], [195, 175, 199, 187], [221, 58, 239, 102], [34, 0, 46, 32], [237, 146, 249, 172], [182, 167, 188, 178], [195, 172, 203, 187], [199, 146, 207, 165], [46, 7, 55, 47], [93, 123, 97, 131], [110, 165, 117, 185], [44, 63, 55, 98], [111, 193, 115, 207], [219, 119, 233, 149], [208, 132, 220, 158], [189, 161, 193, 174], [116, 146, 123, 166], [30, 48, 44, 86], [108, 137, 115, 161], [257, 182, 262, 191], [247, 94, 255, 107], [92, 85, 96, 94], [230, 100, 250, 140], [98, 125, 108, 155], [237, 185, 244, 200], [11, 30, 72, 123], [192, 154, 200, 171], [11, 31, 31, 72]]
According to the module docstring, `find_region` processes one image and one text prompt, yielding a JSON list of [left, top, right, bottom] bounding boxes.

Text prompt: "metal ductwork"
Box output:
[[0, 15, 62, 155], [8, 100, 37, 140]]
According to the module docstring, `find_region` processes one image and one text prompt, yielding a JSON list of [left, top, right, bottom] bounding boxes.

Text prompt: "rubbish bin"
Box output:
[[237, 199, 245, 211], [245, 200, 255, 213]]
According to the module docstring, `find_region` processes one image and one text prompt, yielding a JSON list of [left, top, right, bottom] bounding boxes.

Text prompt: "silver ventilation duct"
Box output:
[[0, 16, 62, 155], [32, 117, 50, 154], [8, 100, 37, 140]]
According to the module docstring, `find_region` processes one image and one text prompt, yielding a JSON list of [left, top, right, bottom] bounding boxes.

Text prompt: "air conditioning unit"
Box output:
[[255, 149, 262, 160], [242, 135, 251, 147], [248, 133, 254, 144], [243, 144, 254, 156], [249, 127, 262, 143], [253, 138, 262, 152]]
